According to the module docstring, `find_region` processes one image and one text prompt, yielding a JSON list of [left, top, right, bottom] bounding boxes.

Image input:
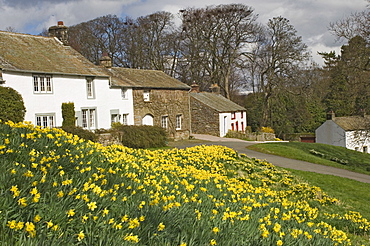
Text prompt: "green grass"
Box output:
[[248, 142, 370, 175]]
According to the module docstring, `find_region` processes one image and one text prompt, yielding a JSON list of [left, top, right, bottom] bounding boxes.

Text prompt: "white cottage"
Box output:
[[315, 112, 370, 153], [0, 23, 134, 129], [190, 84, 247, 137]]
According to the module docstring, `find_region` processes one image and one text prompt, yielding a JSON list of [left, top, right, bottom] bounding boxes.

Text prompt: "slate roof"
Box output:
[[0, 31, 108, 77], [108, 67, 190, 90], [332, 115, 370, 131], [190, 92, 246, 112]]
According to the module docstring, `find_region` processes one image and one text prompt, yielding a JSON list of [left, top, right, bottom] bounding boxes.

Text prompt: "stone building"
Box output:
[[108, 68, 191, 140], [190, 84, 247, 137]]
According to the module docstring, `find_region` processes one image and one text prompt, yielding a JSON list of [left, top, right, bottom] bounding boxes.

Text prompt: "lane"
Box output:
[[172, 136, 370, 184]]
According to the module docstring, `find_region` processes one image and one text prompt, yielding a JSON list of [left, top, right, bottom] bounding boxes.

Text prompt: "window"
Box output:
[[36, 114, 55, 128], [231, 123, 234, 131], [111, 114, 120, 124], [363, 146, 368, 153], [176, 114, 182, 130], [161, 116, 168, 129], [121, 88, 128, 99], [241, 112, 244, 119], [241, 122, 244, 132], [86, 77, 95, 98], [143, 90, 150, 101], [236, 121, 239, 131], [122, 114, 128, 125], [33, 75, 52, 93], [82, 108, 96, 129], [231, 112, 236, 120]]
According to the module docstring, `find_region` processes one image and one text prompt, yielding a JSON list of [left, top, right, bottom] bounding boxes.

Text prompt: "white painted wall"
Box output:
[[315, 120, 346, 148], [2, 71, 134, 129], [219, 111, 247, 137], [345, 131, 370, 153]]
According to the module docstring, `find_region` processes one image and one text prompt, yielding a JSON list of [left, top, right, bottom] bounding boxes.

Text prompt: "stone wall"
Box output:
[[132, 89, 190, 140], [190, 97, 220, 136]]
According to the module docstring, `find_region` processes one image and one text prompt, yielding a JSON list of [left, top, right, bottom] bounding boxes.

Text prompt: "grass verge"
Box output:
[[247, 142, 370, 175]]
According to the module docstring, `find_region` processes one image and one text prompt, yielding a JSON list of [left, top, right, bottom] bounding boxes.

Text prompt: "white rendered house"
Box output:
[[315, 112, 370, 153], [0, 23, 134, 129]]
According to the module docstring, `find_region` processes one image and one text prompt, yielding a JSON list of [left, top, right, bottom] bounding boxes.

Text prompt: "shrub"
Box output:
[[0, 86, 26, 123], [61, 126, 98, 142], [114, 125, 167, 148], [61, 102, 75, 127], [261, 126, 275, 133]]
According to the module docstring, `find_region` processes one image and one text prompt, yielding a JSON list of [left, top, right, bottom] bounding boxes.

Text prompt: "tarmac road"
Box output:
[[171, 134, 370, 184]]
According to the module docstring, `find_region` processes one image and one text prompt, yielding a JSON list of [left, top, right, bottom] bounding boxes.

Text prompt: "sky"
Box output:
[[0, 0, 368, 65]]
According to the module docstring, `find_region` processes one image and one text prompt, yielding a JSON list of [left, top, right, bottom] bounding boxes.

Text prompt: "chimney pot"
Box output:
[[210, 83, 220, 94], [190, 82, 200, 93]]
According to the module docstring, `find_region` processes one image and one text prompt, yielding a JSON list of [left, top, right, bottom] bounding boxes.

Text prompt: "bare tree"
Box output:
[[178, 4, 260, 98], [329, 4, 370, 42], [122, 11, 178, 72], [250, 16, 310, 126], [69, 15, 126, 66], [5, 26, 18, 32]]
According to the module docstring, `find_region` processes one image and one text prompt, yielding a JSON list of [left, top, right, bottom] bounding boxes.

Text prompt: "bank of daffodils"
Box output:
[[0, 121, 369, 245]]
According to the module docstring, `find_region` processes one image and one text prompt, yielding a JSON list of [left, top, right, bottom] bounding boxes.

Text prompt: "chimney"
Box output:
[[326, 111, 335, 120], [99, 53, 112, 68], [210, 83, 220, 94], [48, 21, 69, 45], [190, 82, 200, 93]]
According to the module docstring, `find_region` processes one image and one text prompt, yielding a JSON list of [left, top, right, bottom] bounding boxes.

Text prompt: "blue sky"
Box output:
[[0, 0, 368, 65]]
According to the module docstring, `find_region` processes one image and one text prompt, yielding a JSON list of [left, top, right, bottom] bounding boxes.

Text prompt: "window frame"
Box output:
[[86, 77, 95, 99], [143, 90, 150, 102], [33, 75, 53, 94], [121, 88, 128, 100], [161, 116, 168, 129], [122, 114, 129, 125], [81, 108, 96, 129], [176, 114, 182, 130], [35, 114, 55, 128]]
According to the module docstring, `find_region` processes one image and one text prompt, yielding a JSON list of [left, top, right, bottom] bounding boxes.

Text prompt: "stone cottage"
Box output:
[[190, 83, 247, 137], [107, 67, 191, 140]]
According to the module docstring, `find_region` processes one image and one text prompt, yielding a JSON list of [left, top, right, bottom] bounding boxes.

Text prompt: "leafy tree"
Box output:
[[0, 86, 26, 123], [321, 35, 370, 116]]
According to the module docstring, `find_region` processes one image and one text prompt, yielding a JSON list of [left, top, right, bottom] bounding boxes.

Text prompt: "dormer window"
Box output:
[[33, 75, 53, 93], [143, 90, 150, 101]]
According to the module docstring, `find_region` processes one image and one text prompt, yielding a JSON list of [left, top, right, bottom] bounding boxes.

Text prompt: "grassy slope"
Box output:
[[248, 142, 370, 175]]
